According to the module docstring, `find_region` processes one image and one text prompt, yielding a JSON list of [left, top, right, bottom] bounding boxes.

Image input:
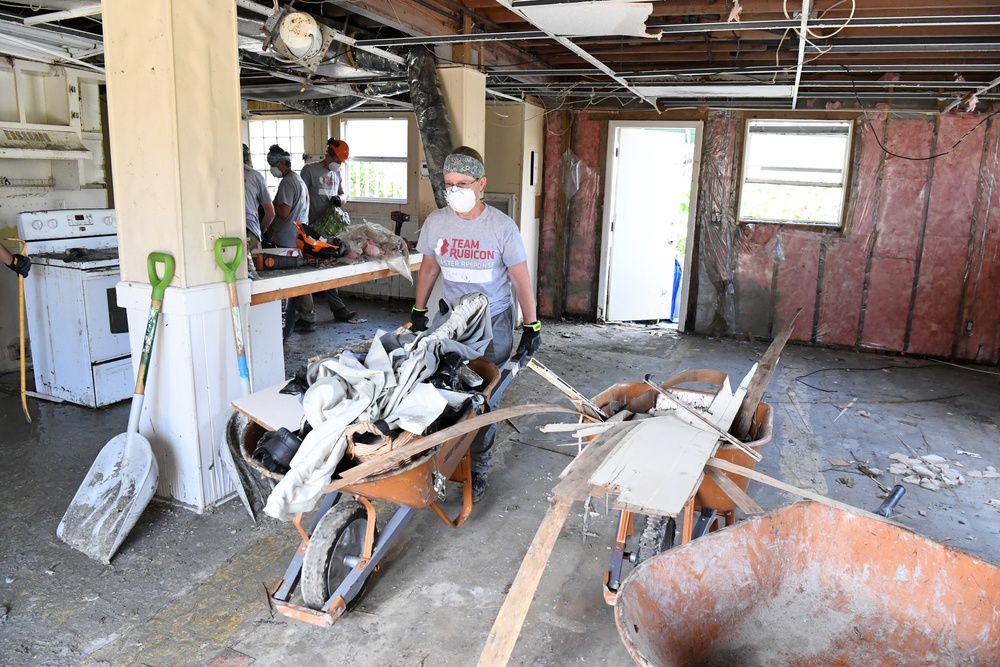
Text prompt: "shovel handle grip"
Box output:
[[214, 237, 244, 284], [147, 252, 175, 302]]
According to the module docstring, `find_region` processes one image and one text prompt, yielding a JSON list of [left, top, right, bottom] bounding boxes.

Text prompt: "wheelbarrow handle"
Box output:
[[214, 237, 245, 284], [873, 484, 905, 517], [488, 350, 532, 412]]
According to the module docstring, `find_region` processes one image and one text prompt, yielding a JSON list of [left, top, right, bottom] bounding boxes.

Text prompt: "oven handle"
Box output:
[[148, 252, 175, 302]]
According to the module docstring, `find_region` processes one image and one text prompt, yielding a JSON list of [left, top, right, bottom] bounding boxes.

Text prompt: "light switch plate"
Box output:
[[203, 221, 225, 251]]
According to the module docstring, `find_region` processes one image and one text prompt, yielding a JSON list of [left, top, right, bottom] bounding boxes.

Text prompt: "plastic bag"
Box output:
[[339, 221, 412, 283], [313, 204, 351, 239]]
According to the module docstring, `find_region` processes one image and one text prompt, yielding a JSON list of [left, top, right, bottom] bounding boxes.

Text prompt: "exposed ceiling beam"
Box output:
[[22, 3, 102, 26]]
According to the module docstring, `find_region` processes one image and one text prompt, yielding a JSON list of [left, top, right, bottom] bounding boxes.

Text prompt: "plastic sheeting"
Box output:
[[693, 109, 1000, 362]]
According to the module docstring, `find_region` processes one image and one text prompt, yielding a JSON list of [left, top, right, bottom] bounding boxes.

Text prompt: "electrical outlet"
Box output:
[[203, 221, 225, 252]]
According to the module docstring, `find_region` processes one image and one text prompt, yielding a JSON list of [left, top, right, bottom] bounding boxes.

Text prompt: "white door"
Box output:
[[600, 123, 701, 323]]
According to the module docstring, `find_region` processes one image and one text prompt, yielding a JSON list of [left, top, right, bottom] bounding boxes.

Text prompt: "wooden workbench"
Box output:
[[249, 253, 424, 304]]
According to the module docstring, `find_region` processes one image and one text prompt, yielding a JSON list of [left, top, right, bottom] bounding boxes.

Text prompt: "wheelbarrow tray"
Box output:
[[615, 501, 1000, 667], [591, 375, 773, 515], [238, 357, 500, 509]]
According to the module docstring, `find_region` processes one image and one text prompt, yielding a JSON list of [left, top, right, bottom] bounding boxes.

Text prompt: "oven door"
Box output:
[[82, 265, 131, 363]]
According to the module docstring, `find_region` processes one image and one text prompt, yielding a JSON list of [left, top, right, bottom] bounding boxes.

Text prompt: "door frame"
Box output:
[[597, 120, 703, 331]]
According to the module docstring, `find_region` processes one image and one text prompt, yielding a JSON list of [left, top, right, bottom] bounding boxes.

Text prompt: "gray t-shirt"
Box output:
[[416, 205, 528, 316], [268, 171, 309, 248], [300, 161, 343, 226], [243, 164, 272, 241]]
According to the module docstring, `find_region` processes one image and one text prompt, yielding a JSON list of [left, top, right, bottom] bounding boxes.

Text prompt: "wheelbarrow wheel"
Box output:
[[301, 500, 378, 611], [636, 516, 675, 564]]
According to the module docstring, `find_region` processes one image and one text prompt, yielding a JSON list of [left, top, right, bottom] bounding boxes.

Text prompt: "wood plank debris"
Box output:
[[705, 467, 764, 515], [526, 357, 608, 421], [732, 307, 801, 440]]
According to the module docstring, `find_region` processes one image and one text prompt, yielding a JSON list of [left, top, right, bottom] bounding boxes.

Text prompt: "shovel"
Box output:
[[214, 237, 257, 521], [6, 237, 30, 422], [57, 252, 175, 563]]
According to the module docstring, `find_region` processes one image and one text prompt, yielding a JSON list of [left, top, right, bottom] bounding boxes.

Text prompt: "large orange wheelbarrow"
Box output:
[[589, 370, 773, 604], [235, 356, 517, 625], [615, 501, 1000, 666]]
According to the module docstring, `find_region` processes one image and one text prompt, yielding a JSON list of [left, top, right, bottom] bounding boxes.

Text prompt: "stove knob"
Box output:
[[47, 219, 58, 229], [32, 219, 43, 230]]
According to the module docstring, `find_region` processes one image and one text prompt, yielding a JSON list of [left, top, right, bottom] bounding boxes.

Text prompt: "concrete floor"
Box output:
[[2, 296, 1000, 667]]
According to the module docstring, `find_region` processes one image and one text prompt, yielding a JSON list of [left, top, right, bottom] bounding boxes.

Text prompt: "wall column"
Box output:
[[103, 0, 248, 510]]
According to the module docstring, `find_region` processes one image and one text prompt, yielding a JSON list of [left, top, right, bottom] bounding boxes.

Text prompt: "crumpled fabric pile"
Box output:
[[263, 292, 493, 521]]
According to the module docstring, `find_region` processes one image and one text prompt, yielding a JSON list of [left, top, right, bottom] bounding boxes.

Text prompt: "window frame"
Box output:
[[340, 117, 408, 205], [248, 116, 306, 198], [737, 118, 855, 229]]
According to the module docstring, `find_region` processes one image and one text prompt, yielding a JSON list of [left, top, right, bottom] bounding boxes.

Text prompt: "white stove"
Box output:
[[16, 209, 133, 407]]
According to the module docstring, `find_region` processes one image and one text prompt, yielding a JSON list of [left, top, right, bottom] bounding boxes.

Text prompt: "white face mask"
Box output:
[[269, 166, 283, 178], [328, 160, 341, 172], [446, 186, 478, 214]]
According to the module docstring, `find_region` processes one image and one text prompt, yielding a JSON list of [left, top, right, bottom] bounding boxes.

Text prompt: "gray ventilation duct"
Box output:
[[405, 46, 453, 209]]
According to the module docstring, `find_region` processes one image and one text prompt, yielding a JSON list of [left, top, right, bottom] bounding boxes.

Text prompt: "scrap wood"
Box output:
[[704, 467, 764, 515], [321, 404, 581, 493], [553, 423, 638, 497], [476, 496, 573, 667], [732, 307, 802, 441], [525, 357, 608, 421], [477, 422, 636, 667], [643, 379, 762, 463], [589, 416, 719, 517], [705, 457, 900, 525]]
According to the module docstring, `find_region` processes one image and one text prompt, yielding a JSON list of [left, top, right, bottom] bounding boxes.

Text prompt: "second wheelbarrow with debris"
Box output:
[[588, 370, 774, 605], [233, 354, 538, 626]]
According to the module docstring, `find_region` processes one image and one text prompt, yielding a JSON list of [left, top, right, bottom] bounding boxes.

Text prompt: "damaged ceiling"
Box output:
[[0, 0, 998, 113]]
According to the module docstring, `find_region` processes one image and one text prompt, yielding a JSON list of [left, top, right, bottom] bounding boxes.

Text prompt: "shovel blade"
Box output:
[[57, 433, 159, 564]]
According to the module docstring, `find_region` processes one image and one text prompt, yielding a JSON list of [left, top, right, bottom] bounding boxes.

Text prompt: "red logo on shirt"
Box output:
[[437, 238, 450, 256], [443, 238, 495, 260]]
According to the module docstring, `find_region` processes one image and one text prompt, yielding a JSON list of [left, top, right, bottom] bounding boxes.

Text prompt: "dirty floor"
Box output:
[[2, 296, 999, 666]]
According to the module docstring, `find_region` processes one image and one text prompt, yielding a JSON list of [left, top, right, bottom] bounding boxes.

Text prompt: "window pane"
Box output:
[[347, 159, 407, 201], [740, 183, 845, 225], [343, 118, 407, 158], [739, 119, 852, 227]]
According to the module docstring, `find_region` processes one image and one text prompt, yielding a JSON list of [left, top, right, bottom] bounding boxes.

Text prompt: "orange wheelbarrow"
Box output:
[[235, 356, 520, 626], [588, 370, 773, 605], [615, 500, 1000, 666]]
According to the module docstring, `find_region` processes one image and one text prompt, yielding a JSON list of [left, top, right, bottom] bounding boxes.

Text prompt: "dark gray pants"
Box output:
[[470, 304, 515, 474]]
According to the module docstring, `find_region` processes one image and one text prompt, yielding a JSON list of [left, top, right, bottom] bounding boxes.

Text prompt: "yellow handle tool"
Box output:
[[6, 238, 29, 422]]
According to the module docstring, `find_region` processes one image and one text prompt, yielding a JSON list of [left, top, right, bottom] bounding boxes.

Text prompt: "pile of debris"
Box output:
[[885, 452, 1000, 491]]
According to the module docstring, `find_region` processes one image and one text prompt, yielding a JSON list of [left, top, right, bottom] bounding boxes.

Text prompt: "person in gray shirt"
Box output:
[[242, 143, 274, 251], [265, 144, 308, 249], [295, 138, 357, 330]]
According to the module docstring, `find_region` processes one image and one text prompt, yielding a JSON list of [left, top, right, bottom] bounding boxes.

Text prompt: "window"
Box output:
[[341, 118, 408, 203], [738, 119, 853, 227], [248, 118, 305, 197]]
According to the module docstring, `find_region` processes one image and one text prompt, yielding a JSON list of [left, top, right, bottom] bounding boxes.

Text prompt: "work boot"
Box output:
[[294, 319, 316, 333], [334, 307, 358, 322], [471, 472, 488, 504]]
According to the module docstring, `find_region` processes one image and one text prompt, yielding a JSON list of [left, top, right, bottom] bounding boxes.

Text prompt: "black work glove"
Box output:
[[515, 321, 542, 357], [409, 306, 429, 332], [7, 253, 30, 278], [331, 195, 342, 208]]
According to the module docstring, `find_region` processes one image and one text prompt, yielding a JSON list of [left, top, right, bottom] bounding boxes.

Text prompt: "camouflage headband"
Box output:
[[443, 153, 485, 179]]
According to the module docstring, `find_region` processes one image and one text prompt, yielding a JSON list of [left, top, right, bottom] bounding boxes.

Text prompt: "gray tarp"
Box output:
[[264, 293, 492, 521]]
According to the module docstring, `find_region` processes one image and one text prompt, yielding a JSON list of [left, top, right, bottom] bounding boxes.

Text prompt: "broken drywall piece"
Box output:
[[956, 449, 982, 458], [987, 499, 1000, 510], [518, 2, 662, 39]]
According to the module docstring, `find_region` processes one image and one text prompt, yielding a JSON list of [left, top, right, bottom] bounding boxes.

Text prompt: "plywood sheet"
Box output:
[[588, 415, 717, 517], [231, 381, 303, 432]]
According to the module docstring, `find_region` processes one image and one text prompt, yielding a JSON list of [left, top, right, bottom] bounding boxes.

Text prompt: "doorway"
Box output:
[[598, 121, 702, 329]]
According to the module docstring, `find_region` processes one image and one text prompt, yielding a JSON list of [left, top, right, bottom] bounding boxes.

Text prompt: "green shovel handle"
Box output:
[[214, 237, 244, 284], [147, 252, 175, 301]]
